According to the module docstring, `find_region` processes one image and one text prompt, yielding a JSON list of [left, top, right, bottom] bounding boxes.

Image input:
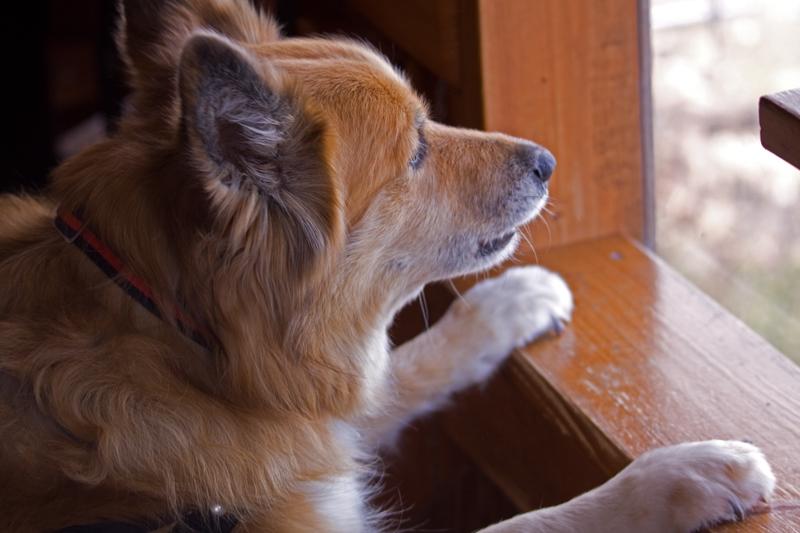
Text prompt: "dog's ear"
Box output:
[[178, 32, 341, 274], [117, 0, 172, 80], [117, 0, 280, 112]]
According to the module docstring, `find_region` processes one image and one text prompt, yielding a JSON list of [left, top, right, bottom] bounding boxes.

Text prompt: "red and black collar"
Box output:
[[54, 208, 213, 351]]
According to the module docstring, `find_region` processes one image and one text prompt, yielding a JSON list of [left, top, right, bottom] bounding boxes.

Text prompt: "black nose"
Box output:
[[515, 144, 556, 183], [533, 149, 556, 182]]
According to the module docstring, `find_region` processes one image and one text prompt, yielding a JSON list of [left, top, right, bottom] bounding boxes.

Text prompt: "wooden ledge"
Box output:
[[760, 89, 800, 170], [444, 236, 800, 531]]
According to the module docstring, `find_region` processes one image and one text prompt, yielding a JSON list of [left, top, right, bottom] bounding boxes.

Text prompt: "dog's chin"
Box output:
[[435, 194, 546, 280], [464, 194, 548, 273]]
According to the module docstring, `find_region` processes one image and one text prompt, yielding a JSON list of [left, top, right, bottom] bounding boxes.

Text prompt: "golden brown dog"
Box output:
[[0, 1, 774, 531]]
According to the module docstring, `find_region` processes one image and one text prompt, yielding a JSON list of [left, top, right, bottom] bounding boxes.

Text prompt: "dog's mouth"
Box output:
[[475, 191, 548, 258], [478, 231, 516, 257]]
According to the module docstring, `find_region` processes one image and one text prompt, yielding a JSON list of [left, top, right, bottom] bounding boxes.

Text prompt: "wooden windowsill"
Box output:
[[444, 235, 800, 531], [760, 89, 800, 170]]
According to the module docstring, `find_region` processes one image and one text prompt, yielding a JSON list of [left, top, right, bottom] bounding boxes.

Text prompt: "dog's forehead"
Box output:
[[250, 37, 425, 219], [254, 37, 404, 80], [255, 38, 424, 124]]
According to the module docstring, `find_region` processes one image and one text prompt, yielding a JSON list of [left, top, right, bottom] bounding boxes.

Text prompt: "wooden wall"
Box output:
[[476, 0, 648, 251]]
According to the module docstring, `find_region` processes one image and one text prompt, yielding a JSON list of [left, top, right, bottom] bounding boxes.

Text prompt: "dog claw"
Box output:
[[729, 498, 745, 522], [550, 317, 565, 335]]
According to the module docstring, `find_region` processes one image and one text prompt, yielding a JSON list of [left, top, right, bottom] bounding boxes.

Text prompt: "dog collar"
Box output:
[[54, 208, 213, 351]]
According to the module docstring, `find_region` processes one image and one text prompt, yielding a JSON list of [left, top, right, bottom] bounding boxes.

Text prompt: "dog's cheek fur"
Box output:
[[174, 33, 360, 416]]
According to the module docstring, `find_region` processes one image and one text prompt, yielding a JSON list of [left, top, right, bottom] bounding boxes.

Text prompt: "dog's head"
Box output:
[[114, 0, 554, 293], [51, 0, 555, 411]]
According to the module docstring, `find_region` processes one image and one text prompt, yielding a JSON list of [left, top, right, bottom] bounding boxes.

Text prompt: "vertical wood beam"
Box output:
[[475, 0, 647, 249]]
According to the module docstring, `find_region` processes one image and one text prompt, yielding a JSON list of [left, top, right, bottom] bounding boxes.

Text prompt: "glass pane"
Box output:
[[652, 0, 800, 362]]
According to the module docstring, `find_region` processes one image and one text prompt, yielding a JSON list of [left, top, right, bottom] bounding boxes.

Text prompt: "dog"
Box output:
[[0, 1, 775, 531]]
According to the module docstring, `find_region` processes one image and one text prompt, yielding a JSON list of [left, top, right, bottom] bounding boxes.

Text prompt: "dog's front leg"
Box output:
[[364, 266, 573, 448], [479, 440, 775, 533]]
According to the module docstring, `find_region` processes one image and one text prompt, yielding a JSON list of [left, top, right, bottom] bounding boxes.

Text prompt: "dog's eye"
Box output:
[[409, 129, 427, 170]]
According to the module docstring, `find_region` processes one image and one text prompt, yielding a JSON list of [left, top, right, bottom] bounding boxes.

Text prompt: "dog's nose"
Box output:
[[515, 144, 556, 183], [533, 149, 556, 182]]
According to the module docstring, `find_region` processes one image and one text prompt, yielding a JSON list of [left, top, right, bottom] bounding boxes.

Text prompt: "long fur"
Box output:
[[1, 0, 552, 529]]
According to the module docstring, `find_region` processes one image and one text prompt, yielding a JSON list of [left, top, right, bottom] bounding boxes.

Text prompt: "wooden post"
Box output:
[[472, 0, 648, 250]]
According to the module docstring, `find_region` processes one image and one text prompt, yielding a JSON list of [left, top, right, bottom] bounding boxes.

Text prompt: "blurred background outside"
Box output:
[[652, 0, 800, 362]]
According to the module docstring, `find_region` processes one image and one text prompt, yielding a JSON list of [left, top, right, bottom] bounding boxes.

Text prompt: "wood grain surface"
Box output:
[[344, 0, 462, 85], [447, 236, 800, 531], [760, 89, 800, 171], [476, 0, 647, 247]]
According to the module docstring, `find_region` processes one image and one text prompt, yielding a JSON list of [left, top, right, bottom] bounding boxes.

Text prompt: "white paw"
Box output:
[[617, 440, 776, 532], [441, 265, 573, 387]]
